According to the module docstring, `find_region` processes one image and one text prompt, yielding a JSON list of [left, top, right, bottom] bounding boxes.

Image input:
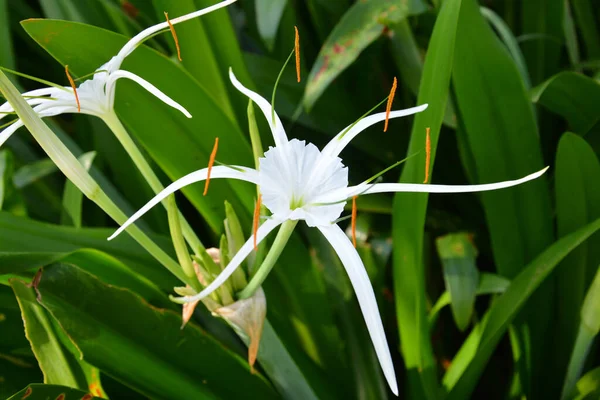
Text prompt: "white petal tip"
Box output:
[[391, 384, 399, 397], [419, 103, 429, 110], [107, 233, 117, 241]]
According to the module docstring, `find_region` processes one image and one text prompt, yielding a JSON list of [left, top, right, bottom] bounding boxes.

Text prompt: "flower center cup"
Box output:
[[258, 139, 349, 227]]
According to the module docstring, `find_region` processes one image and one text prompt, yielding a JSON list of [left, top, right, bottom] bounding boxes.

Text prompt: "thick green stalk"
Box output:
[[103, 111, 205, 255], [237, 220, 297, 299], [0, 71, 192, 286], [167, 195, 201, 292]]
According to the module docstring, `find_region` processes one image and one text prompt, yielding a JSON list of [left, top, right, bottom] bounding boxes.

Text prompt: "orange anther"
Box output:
[[253, 194, 262, 250], [351, 196, 357, 248], [164, 12, 182, 61], [65, 65, 80, 112], [424, 127, 431, 183], [295, 26, 301, 83], [384, 77, 397, 132], [203, 137, 219, 196]]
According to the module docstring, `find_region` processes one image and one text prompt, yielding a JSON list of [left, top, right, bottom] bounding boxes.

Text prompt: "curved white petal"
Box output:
[[173, 217, 282, 303], [106, 70, 192, 117], [108, 165, 258, 240], [0, 119, 24, 147], [229, 68, 288, 148], [322, 104, 428, 158], [317, 167, 550, 203], [112, 0, 237, 70], [317, 224, 398, 396]]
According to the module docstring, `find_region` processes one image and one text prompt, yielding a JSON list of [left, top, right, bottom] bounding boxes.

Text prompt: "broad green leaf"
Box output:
[[256, 0, 288, 51], [531, 72, 600, 135], [435, 233, 478, 331], [452, 0, 553, 395], [10, 279, 87, 389], [0, 150, 26, 215], [554, 133, 600, 383], [392, 0, 463, 398], [303, 0, 427, 110], [0, 0, 15, 69], [520, 0, 563, 85], [12, 158, 57, 189], [61, 151, 96, 227], [428, 273, 510, 326], [22, 19, 255, 232], [446, 218, 600, 399], [573, 367, 600, 400], [0, 211, 177, 290], [6, 384, 102, 400], [562, 266, 600, 399], [563, 0, 580, 69], [35, 263, 278, 399]]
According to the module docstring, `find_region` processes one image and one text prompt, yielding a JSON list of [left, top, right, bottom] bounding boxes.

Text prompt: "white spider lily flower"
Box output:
[[108, 68, 549, 396], [0, 0, 236, 147]]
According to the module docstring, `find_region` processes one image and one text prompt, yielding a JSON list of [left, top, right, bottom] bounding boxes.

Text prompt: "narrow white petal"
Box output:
[[229, 68, 288, 148], [0, 119, 24, 147], [108, 165, 258, 240], [317, 224, 398, 396], [317, 167, 550, 203], [112, 0, 237, 70], [106, 70, 192, 117], [174, 218, 282, 303], [322, 104, 428, 158]]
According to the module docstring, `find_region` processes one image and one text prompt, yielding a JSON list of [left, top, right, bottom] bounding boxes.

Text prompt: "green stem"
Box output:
[[0, 71, 193, 287], [103, 112, 205, 255], [237, 220, 297, 300]]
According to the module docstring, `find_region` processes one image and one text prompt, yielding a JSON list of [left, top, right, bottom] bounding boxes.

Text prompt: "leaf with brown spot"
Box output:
[[6, 384, 100, 400]]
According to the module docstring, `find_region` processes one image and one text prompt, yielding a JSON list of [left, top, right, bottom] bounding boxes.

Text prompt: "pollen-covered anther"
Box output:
[[164, 11, 182, 61], [253, 194, 262, 250], [65, 65, 80, 112], [424, 127, 431, 183], [351, 196, 357, 248], [383, 77, 397, 132], [203, 137, 219, 196], [294, 26, 301, 83]]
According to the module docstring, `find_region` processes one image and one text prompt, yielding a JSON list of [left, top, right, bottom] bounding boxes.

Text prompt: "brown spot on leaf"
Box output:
[[314, 56, 329, 82], [333, 43, 344, 54], [81, 394, 94, 400], [55, 394, 65, 400], [122, 1, 139, 19], [21, 387, 33, 399]]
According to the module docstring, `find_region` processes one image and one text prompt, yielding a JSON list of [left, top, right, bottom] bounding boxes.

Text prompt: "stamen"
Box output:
[[203, 137, 219, 196], [362, 151, 420, 185], [253, 194, 262, 250], [424, 127, 431, 183], [74, 69, 108, 82], [351, 196, 357, 248], [384, 77, 397, 132], [295, 26, 301, 83], [271, 49, 295, 125], [65, 65, 80, 112], [164, 12, 182, 61], [0, 66, 69, 92]]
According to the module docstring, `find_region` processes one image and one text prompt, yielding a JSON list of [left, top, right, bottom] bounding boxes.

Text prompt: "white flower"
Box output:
[[108, 68, 548, 395], [0, 0, 236, 147]]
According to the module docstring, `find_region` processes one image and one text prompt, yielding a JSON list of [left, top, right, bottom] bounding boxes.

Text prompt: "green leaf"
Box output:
[[22, 19, 255, 232], [12, 158, 57, 189], [10, 279, 86, 388], [435, 233, 478, 331], [35, 263, 278, 399], [452, 0, 554, 395], [0, 149, 26, 215], [303, 0, 427, 110], [392, 0, 463, 398], [61, 151, 96, 227], [572, 0, 600, 60], [6, 384, 102, 400], [255, 0, 288, 51], [531, 72, 600, 135], [554, 132, 600, 383], [0, 0, 15, 69], [445, 218, 600, 399], [573, 367, 600, 400]]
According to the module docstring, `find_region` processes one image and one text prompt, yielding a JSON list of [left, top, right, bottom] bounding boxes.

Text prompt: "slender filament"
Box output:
[[295, 26, 301, 83], [384, 77, 397, 132], [164, 12, 182, 61], [203, 137, 219, 196], [253, 194, 262, 250], [424, 127, 431, 183], [65, 65, 80, 112], [351, 196, 358, 248]]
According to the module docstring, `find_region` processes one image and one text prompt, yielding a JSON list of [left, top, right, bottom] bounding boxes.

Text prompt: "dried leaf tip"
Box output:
[[253, 194, 262, 250], [424, 127, 431, 183], [204, 137, 219, 196], [164, 12, 182, 61], [351, 196, 358, 248], [65, 65, 80, 112], [384, 77, 397, 132], [294, 26, 301, 83]]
